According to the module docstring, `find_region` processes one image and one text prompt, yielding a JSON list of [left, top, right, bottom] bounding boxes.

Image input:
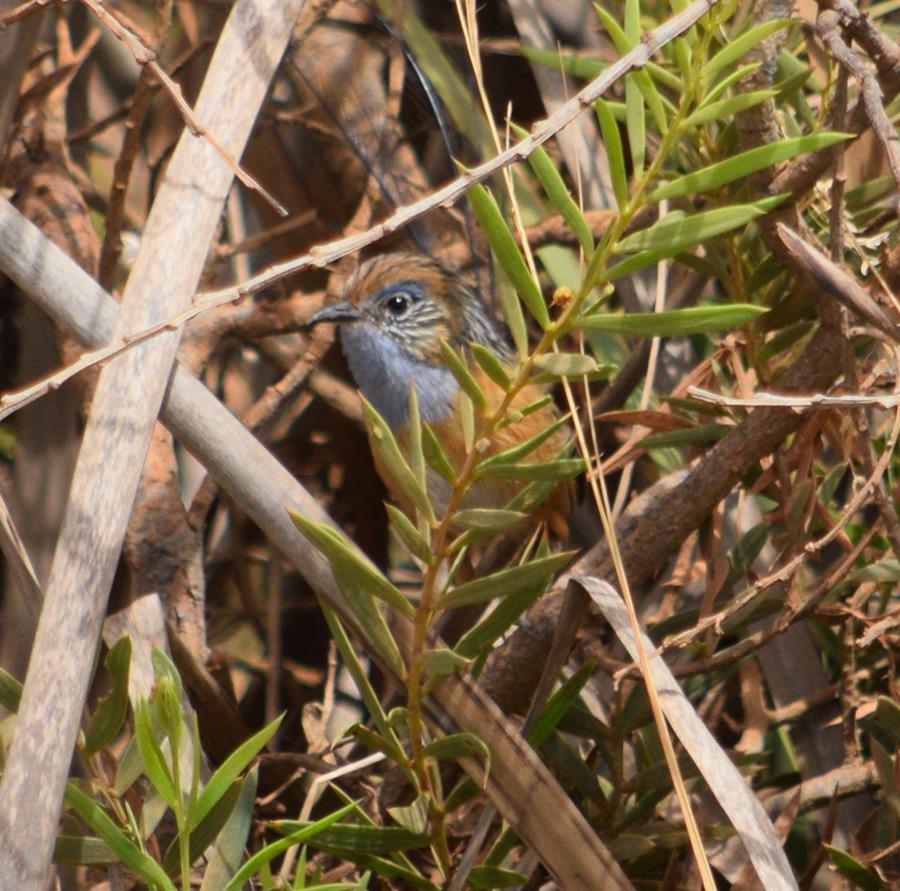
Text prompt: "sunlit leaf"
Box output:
[[648, 133, 853, 201], [683, 90, 776, 128], [595, 100, 628, 209], [438, 551, 574, 609], [452, 508, 529, 531], [290, 512, 413, 617], [439, 340, 486, 410], [514, 124, 593, 254], [362, 398, 434, 522], [616, 200, 783, 255], [704, 20, 797, 78], [577, 304, 766, 336], [467, 182, 549, 328], [385, 504, 432, 562]]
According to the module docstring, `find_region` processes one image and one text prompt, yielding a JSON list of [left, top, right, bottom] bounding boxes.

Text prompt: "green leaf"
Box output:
[[222, 802, 360, 891], [874, 696, 900, 747], [478, 457, 583, 482], [439, 340, 486, 410], [704, 20, 797, 78], [290, 512, 413, 618], [271, 821, 430, 856], [65, 783, 178, 891], [345, 723, 408, 765], [700, 62, 762, 106], [419, 647, 472, 681], [0, 666, 22, 712], [594, 100, 628, 210], [616, 201, 779, 255], [455, 579, 545, 659], [625, 74, 645, 177], [85, 637, 132, 756], [425, 732, 491, 783], [199, 769, 258, 891], [519, 45, 606, 80], [422, 423, 456, 483], [451, 508, 528, 531], [437, 551, 574, 609], [527, 662, 596, 747], [361, 398, 434, 522], [470, 341, 512, 390], [52, 835, 116, 865], [824, 846, 887, 891], [388, 793, 430, 834], [467, 182, 550, 329], [165, 779, 243, 877], [468, 866, 528, 888], [533, 352, 600, 377], [514, 124, 593, 254], [478, 414, 569, 469], [323, 607, 405, 750], [134, 699, 177, 809], [683, 90, 777, 128], [639, 423, 731, 447], [385, 504, 432, 562], [191, 715, 282, 830], [648, 133, 853, 202], [577, 304, 767, 336]]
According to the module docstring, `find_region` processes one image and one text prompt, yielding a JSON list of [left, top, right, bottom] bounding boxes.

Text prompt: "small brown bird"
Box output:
[[308, 253, 571, 520]]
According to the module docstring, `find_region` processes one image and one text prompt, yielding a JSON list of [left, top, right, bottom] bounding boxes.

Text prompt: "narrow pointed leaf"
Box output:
[[422, 423, 456, 482], [84, 637, 132, 756], [323, 606, 405, 750], [52, 835, 116, 865], [648, 133, 853, 202], [133, 700, 177, 809], [221, 801, 359, 891], [290, 512, 413, 617], [362, 398, 434, 521], [625, 75, 645, 177], [407, 384, 426, 496], [0, 666, 22, 712], [683, 90, 777, 128], [704, 20, 797, 77], [65, 783, 178, 891], [452, 508, 528, 531], [595, 100, 628, 209], [700, 62, 762, 107], [190, 714, 282, 830], [616, 200, 783, 255], [467, 182, 550, 328], [533, 352, 600, 377], [271, 821, 430, 855], [425, 732, 491, 779], [199, 768, 258, 891], [513, 124, 593, 254], [468, 867, 528, 888], [419, 647, 472, 680], [577, 304, 766, 336], [388, 793, 430, 834], [439, 340, 486, 410], [470, 341, 512, 390], [478, 457, 583, 482], [437, 551, 574, 609], [479, 414, 568, 468], [386, 504, 432, 562]]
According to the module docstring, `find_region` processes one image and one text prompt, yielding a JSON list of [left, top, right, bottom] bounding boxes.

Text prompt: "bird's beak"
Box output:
[[306, 301, 362, 327]]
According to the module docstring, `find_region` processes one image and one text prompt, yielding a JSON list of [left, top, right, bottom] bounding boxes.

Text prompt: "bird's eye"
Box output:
[[385, 293, 410, 316]]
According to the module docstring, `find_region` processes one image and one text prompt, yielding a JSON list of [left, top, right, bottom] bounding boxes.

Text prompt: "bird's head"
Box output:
[[308, 253, 512, 427]]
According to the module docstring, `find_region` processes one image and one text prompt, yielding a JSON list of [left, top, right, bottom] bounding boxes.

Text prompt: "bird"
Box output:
[[307, 252, 572, 522]]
